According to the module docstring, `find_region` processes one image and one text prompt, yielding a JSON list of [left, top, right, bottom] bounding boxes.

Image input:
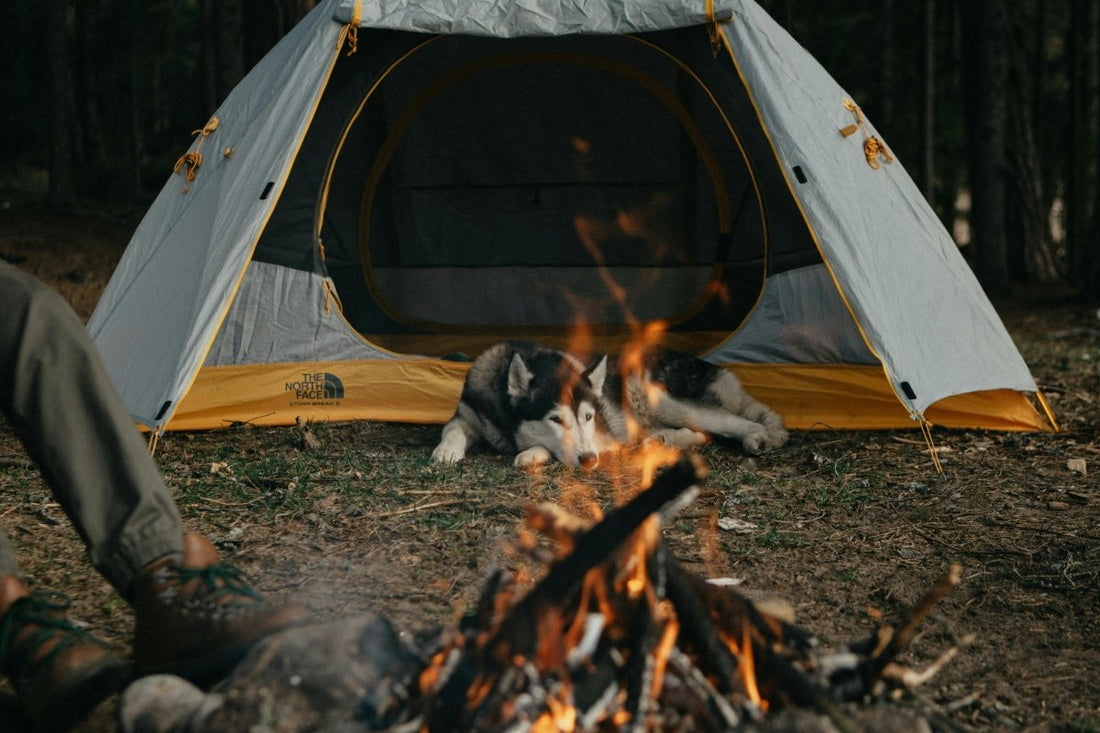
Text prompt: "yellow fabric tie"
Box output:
[[338, 0, 362, 56], [705, 0, 722, 56], [173, 116, 219, 193], [147, 428, 161, 455], [839, 98, 892, 170]]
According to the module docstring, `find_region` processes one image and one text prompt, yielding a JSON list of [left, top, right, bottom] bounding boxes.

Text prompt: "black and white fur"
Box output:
[[432, 341, 788, 469], [431, 341, 606, 469], [592, 347, 788, 456]]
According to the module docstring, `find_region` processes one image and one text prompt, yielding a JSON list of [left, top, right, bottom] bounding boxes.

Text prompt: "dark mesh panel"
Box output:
[[253, 26, 821, 348]]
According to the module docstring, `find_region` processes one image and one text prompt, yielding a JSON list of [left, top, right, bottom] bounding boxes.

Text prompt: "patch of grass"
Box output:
[[811, 480, 873, 508], [753, 525, 808, 549], [1058, 719, 1100, 733]]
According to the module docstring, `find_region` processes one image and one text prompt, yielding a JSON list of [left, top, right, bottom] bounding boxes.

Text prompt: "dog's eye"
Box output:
[[549, 415, 563, 424], [585, 413, 593, 422]]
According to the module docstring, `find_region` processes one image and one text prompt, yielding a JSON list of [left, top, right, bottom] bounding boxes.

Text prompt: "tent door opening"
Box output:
[[316, 31, 771, 356]]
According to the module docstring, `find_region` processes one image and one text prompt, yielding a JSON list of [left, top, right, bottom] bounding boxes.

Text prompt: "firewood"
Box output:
[[659, 545, 745, 699], [424, 456, 705, 732], [870, 564, 962, 672]]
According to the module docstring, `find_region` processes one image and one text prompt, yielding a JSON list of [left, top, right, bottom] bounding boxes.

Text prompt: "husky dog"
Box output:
[[431, 341, 606, 469], [432, 340, 788, 468]]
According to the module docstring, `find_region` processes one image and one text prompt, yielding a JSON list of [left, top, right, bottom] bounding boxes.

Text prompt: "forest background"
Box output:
[[1, 0, 1098, 301]]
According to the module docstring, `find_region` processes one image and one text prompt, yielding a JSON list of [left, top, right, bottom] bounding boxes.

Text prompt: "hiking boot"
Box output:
[[131, 533, 309, 687], [0, 577, 130, 731]]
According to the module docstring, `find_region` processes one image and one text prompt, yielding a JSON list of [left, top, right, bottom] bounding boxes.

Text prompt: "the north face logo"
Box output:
[[321, 372, 344, 399], [285, 372, 344, 402]]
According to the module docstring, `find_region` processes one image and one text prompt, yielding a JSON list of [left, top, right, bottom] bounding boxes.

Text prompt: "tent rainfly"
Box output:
[[88, 0, 1056, 436]]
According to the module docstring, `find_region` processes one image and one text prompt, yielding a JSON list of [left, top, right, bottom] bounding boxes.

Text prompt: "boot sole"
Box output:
[[135, 639, 254, 690], [33, 656, 132, 732], [134, 617, 310, 690]]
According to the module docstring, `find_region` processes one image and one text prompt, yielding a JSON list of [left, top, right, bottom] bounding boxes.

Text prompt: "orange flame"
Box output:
[[565, 318, 594, 371], [532, 689, 577, 732], [534, 607, 568, 671], [718, 623, 767, 711], [649, 600, 680, 701], [564, 567, 613, 654], [624, 517, 661, 600], [418, 648, 450, 695], [740, 621, 766, 710], [636, 440, 681, 489]]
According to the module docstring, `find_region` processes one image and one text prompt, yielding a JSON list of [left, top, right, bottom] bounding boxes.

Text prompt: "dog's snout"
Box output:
[[579, 452, 598, 470]]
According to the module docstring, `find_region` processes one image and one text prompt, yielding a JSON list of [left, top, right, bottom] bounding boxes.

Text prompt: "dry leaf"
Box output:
[[717, 517, 757, 533], [1067, 457, 1087, 475], [295, 415, 322, 452]]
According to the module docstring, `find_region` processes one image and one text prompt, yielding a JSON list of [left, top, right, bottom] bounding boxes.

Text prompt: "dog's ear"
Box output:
[[507, 353, 534, 398], [585, 355, 608, 393]]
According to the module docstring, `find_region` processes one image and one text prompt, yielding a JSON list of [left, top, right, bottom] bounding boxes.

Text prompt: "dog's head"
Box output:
[[508, 352, 608, 469]]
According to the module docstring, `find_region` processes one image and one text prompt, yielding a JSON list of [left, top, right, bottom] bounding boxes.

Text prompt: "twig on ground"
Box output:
[[375, 499, 467, 518]]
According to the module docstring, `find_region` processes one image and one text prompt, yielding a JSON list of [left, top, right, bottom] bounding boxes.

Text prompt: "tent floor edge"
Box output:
[[156, 361, 1053, 433]]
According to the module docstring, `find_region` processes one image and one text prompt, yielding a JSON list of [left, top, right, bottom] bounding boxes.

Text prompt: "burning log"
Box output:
[[423, 455, 707, 731]]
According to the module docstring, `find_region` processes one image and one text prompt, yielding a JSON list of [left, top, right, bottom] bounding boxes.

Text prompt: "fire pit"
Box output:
[[120, 455, 964, 732]]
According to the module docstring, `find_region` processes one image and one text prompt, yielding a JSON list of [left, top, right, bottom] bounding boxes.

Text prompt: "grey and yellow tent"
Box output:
[[88, 0, 1056, 435]]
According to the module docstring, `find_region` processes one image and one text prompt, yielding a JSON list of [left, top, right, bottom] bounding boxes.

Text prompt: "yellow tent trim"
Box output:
[[164, 360, 1053, 433]]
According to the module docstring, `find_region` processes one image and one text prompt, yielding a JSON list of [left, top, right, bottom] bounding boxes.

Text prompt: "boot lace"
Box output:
[[0, 591, 107, 685], [162, 563, 264, 609]]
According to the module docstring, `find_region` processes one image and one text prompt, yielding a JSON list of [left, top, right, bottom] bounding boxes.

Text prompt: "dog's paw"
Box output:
[[766, 426, 790, 450], [740, 424, 771, 455], [515, 446, 552, 469], [431, 443, 465, 464]]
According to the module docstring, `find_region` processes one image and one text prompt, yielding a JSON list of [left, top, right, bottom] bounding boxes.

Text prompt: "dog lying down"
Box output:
[[431, 340, 788, 469]]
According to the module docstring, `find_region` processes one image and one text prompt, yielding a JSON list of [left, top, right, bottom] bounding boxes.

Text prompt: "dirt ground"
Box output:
[[0, 209, 1097, 731]]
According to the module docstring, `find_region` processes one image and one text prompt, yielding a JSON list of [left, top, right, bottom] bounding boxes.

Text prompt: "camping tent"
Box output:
[[87, 0, 1056, 435]]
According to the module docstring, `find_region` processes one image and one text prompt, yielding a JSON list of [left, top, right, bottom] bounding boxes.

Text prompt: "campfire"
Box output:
[[373, 455, 963, 733], [121, 454, 965, 733]]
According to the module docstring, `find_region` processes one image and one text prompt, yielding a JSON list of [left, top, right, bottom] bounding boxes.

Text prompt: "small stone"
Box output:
[[118, 674, 219, 733]]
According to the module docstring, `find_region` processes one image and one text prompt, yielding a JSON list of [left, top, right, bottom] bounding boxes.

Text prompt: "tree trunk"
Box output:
[[1006, 3, 1059, 282], [46, 0, 76, 209], [962, 0, 1011, 294], [922, 0, 935, 203], [73, 0, 109, 181], [127, 0, 145, 195], [880, 0, 895, 134], [199, 0, 219, 115], [214, 0, 245, 101], [1081, 0, 1100, 298]]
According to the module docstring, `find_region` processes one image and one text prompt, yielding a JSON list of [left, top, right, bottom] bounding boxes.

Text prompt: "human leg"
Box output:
[[0, 261, 182, 594], [0, 263, 309, 724]]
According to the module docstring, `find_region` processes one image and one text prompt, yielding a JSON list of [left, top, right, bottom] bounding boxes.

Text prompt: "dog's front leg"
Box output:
[[647, 427, 708, 449], [514, 445, 552, 469], [432, 418, 471, 464]]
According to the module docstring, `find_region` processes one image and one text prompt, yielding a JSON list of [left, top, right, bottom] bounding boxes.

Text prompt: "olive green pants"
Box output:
[[0, 261, 182, 597]]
